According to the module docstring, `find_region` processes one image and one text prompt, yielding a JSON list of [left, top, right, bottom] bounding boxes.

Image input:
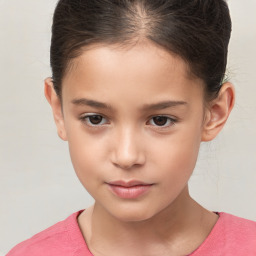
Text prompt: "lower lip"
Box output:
[[107, 184, 152, 199]]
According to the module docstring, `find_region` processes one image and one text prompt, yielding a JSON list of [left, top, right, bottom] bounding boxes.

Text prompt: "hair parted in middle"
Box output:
[[50, 0, 231, 100]]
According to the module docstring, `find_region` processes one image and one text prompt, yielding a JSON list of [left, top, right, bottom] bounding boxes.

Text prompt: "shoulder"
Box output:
[[218, 212, 256, 238], [6, 210, 91, 256], [214, 213, 256, 254], [192, 212, 256, 256]]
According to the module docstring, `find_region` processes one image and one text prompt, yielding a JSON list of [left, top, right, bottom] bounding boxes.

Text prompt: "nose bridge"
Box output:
[[112, 124, 145, 169]]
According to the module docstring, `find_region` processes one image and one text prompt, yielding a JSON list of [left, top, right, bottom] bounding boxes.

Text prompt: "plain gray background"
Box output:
[[0, 0, 256, 254]]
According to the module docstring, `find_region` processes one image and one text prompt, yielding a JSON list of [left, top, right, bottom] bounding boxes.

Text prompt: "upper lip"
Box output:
[[107, 180, 152, 187]]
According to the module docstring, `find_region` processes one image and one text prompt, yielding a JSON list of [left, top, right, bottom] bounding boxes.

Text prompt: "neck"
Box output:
[[79, 187, 218, 256]]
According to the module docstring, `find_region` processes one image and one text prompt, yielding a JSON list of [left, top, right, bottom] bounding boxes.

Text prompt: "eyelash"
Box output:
[[79, 114, 109, 127], [147, 115, 177, 128], [79, 113, 177, 128]]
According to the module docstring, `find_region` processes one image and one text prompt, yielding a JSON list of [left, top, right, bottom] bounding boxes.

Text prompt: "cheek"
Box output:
[[148, 134, 201, 208], [65, 125, 105, 183], [67, 136, 106, 199], [150, 126, 202, 182]]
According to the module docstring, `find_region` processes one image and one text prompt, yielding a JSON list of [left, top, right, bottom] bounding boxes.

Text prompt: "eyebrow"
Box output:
[[71, 98, 187, 111], [72, 98, 113, 110], [141, 100, 187, 111]]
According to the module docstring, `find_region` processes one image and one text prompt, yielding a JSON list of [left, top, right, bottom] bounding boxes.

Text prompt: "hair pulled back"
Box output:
[[50, 0, 231, 100]]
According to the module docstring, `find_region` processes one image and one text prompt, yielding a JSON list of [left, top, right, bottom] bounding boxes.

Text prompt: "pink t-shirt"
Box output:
[[7, 211, 256, 256]]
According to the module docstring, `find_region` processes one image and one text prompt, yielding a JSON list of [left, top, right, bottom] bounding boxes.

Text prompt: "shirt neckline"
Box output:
[[72, 210, 224, 256]]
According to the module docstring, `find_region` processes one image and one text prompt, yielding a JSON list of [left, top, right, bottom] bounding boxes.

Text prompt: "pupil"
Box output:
[[153, 116, 167, 126], [90, 115, 102, 124]]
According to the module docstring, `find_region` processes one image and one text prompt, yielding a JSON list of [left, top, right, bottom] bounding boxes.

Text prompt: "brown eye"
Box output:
[[80, 114, 108, 126], [148, 116, 176, 127], [152, 116, 168, 126], [88, 115, 103, 125]]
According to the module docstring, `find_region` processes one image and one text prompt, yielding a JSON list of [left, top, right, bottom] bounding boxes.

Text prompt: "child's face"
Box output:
[[57, 42, 208, 221]]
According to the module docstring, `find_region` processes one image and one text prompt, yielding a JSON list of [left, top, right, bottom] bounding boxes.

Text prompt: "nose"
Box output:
[[111, 127, 146, 170]]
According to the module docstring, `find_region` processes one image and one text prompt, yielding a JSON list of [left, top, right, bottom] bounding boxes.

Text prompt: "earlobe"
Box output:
[[201, 82, 235, 142], [44, 78, 67, 141]]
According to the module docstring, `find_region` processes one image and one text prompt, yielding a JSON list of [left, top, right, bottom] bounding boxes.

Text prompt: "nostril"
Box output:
[[113, 162, 133, 170], [111, 151, 146, 170]]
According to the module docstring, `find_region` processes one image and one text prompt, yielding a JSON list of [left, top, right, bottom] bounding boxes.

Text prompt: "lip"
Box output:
[[106, 180, 153, 199]]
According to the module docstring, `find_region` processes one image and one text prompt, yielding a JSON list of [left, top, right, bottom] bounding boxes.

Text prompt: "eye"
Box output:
[[80, 114, 108, 126], [147, 116, 176, 127]]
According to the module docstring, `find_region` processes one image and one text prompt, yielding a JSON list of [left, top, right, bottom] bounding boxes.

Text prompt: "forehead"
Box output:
[[67, 42, 192, 80], [61, 42, 204, 103]]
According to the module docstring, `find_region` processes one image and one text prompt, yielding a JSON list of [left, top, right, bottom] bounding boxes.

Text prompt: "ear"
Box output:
[[201, 82, 235, 142], [44, 77, 67, 141]]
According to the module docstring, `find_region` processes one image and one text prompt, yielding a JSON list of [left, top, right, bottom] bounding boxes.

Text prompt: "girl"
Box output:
[[7, 0, 256, 255]]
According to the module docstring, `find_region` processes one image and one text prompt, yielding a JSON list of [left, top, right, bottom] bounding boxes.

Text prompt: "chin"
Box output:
[[107, 204, 160, 223]]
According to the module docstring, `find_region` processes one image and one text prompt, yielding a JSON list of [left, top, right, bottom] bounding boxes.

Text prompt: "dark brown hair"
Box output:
[[50, 0, 231, 100]]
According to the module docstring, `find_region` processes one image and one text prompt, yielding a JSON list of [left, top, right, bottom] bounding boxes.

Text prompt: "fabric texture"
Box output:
[[6, 211, 256, 256], [6, 210, 92, 256]]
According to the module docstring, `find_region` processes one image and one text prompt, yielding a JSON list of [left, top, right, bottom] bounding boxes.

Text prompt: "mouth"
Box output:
[[106, 180, 153, 199]]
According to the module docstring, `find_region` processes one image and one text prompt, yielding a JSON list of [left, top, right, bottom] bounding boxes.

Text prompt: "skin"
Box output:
[[45, 41, 235, 256]]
